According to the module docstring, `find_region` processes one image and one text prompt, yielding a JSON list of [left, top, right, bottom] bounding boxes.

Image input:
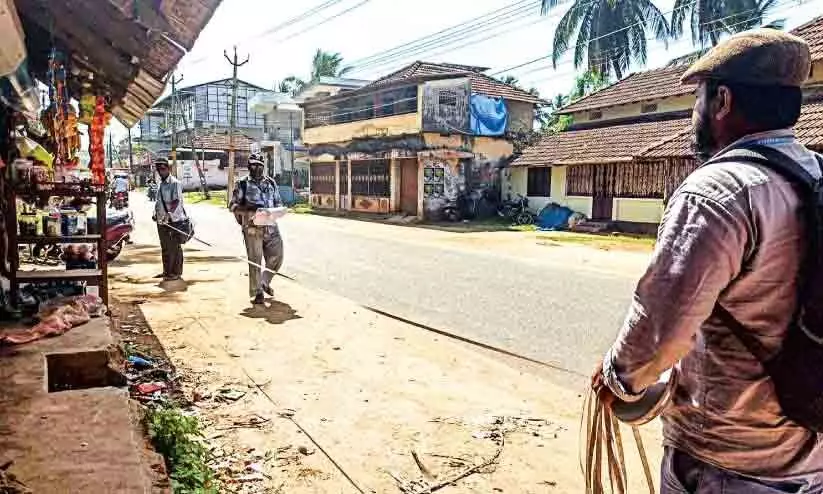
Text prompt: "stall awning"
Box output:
[[15, 0, 222, 127]]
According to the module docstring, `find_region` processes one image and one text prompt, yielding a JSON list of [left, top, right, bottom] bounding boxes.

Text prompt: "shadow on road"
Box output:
[[239, 300, 301, 325]]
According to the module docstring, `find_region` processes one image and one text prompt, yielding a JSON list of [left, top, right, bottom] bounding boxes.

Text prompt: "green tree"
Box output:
[[569, 69, 611, 100], [497, 75, 550, 128], [279, 49, 353, 96], [541, 0, 670, 79], [671, 0, 781, 47], [278, 76, 305, 96], [310, 49, 353, 81]]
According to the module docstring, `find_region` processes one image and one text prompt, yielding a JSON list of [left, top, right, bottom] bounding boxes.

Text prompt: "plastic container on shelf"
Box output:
[[45, 214, 61, 237], [60, 209, 77, 236], [75, 211, 87, 235], [18, 214, 37, 236]]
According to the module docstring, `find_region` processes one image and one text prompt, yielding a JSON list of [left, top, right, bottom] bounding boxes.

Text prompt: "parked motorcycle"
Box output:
[[147, 182, 158, 201], [498, 194, 535, 225], [111, 191, 129, 210]]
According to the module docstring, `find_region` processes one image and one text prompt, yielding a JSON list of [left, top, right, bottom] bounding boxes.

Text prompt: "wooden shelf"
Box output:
[[16, 269, 102, 281], [17, 235, 101, 244], [14, 182, 106, 197]]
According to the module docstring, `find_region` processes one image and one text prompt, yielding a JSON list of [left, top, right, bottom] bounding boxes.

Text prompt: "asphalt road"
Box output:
[[131, 193, 645, 382]]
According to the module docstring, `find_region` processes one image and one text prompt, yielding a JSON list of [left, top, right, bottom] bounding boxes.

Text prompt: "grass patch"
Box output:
[[146, 405, 217, 493], [422, 217, 533, 233], [536, 231, 656, 251], [183, 190, 227, 206], [290, 203, 313, 214]]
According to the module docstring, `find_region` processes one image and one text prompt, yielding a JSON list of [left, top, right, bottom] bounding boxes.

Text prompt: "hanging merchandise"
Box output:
[[89, 95, 108, 185], [78, 80, 95, 126], [44, 50, 81, 173]]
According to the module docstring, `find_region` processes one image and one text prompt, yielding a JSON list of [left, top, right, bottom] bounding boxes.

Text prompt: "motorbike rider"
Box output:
[[230, 153, 284, 305]]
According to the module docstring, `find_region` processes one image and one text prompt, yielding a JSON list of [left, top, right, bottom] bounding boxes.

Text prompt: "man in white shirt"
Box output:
[[114, 174, 129, 194], [153, 158, 187, 281]]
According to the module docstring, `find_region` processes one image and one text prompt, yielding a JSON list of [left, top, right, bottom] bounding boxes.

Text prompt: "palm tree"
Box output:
[[542, 0, 670, 79], [278, 50, 352, 96], [310, 49, 353, 82], [569, 69, 611, 100], [278, 76, 305, 96], [551, 94, 569, 110], [671, 0, 780, 47]]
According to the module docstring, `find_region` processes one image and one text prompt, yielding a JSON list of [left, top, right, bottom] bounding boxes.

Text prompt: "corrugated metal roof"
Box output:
[[16, 0, 222, 127]]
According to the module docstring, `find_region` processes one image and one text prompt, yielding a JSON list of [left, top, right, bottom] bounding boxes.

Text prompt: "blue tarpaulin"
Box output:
[[470, 94, 508, 136], [536, 203, 574, 230]]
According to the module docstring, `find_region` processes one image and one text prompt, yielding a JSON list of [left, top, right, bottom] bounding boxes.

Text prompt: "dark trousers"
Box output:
[[157, 223, 183, 277], [661, 447, 822, 494]]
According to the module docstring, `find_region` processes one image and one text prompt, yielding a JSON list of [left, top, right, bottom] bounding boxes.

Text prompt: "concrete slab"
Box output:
[[0, 317, 165, 493]]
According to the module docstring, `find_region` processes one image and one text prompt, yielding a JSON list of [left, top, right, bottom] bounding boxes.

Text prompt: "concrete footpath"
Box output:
[[110, 222, 663, 493]]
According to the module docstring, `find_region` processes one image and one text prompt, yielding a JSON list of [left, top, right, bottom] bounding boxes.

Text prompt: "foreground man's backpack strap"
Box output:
[[707, 144, 823, 432]]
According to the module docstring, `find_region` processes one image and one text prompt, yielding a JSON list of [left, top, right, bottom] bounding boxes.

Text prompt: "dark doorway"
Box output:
[[591, 164, 617, 221], [398, 158, 418, 215]]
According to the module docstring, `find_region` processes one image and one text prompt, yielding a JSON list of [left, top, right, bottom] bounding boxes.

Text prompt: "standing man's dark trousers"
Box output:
[[242, 225, 284, 298], [661, 448, 823, 494], [157, 223, 184, 279]]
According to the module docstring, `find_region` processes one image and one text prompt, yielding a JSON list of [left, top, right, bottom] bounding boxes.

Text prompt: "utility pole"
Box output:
[[170, 73, 184, 176], [127, 126, 134, 174], [224, 46, 249, 207], [289, 111, 296, 199], [108, 132, 113, 168], [178, 87, 210, 198]]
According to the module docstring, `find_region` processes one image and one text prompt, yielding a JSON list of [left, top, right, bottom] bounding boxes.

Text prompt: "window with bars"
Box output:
[[527, 167, 552, 197], [305, 86, 418, 128], [350, 160, 390, 197], [567, 165, 594, 196], [641, 103, 658, 113], [438, 90, 458, 107], [310, 163, 336, 194]]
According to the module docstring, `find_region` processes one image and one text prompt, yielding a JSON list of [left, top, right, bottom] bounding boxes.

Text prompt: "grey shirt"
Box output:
[[154, 175, 186, 223], [604, 129, 823, 479]]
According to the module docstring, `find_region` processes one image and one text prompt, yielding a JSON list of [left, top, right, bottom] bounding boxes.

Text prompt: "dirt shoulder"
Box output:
[[109, 229, 662, 492]]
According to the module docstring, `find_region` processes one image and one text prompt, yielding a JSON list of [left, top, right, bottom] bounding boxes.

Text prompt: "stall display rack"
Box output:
[[8, 181, 108, 305]]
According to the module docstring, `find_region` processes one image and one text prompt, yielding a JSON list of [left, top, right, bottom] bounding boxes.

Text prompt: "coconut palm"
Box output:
[[569, 69, 611, 100], [542, 0, 670, 79], [278, 76, 305, 96], [671, 0, 781, 47], [279, 50, 352, 96], [309, 49, 353, 82]]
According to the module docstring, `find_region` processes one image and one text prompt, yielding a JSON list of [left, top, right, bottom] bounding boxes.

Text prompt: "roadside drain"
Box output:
[[46, 350, 126, 393]]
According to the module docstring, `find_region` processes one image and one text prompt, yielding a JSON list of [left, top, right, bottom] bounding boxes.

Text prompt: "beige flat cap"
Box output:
[[681, 29, 811, 86]]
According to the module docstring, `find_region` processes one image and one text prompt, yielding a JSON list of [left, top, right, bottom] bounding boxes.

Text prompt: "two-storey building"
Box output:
[[302, 62, 541, 218], [510, 16, 823, 233], [135, 78, 273, 164]]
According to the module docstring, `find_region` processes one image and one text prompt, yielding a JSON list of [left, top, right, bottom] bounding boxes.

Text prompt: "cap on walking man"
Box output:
[[594, 30, 823, 492], [230, 153, 285, 305]]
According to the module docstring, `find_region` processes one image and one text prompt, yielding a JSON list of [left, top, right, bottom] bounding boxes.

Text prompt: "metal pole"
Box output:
[[170, 73, 183, 176], [224, 46, 249, 208], [289, 112, 296, 195], [127, 126, 134, 173]]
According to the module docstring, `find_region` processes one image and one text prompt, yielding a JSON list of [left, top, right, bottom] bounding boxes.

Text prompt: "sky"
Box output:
[[109, 0, 823, 139]]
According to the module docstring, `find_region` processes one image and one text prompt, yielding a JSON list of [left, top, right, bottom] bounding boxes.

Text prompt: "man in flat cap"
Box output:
[[230, 153, 284, 305], [152, 157, 188, 281], [593, 30, 823, 492]]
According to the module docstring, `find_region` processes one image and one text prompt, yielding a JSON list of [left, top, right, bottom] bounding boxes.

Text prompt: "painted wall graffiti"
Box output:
[[422, 159, 464, 217], [421, 155, 505, 220]]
